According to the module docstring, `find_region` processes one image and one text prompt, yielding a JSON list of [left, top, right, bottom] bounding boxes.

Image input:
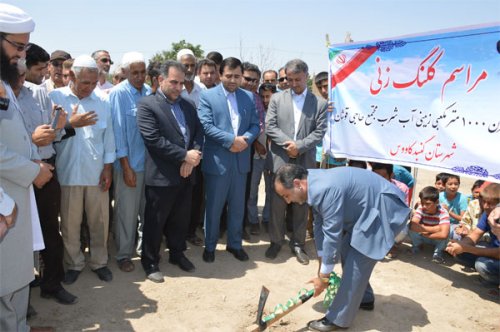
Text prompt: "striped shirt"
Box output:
[[414, 205, 450, 226]]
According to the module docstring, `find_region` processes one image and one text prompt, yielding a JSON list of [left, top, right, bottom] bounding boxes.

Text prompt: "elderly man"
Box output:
[[274, 164, 410, 331], [92, 49, 114, 91], [177, 49, 203, 107], [265, 59, 327, 265], [0, 4, 54, 331], [137, 61, 203, 282], [110, 52, 151, 273], [49, 55, 116, 285], [197, 57, 260, 263], [41, 50, 71, 93]]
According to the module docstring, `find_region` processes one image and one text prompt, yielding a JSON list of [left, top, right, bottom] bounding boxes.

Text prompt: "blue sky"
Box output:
[[7, 0, 500, 74]]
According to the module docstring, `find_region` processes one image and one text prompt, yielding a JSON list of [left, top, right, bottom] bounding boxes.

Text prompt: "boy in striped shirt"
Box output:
[[409, 186, 450, 263]]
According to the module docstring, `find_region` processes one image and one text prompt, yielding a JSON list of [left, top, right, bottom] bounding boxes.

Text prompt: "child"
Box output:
[[409, 186, 450, 264], [439, 174, 468, 239], [455, 180, 485, 238], [434, 173, 448, 192]]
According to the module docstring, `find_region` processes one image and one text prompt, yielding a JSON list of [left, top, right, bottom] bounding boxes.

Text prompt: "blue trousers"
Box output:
[[455, 245, 500, 286]]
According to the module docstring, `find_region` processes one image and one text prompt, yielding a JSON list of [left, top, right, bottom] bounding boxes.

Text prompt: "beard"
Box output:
[[0, 46, 20, 86]]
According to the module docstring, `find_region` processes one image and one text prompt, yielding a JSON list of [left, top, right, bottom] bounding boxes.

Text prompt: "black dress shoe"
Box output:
[[92, 266, 113, 282], [265, 243, 281, 259], [63, 270, 81, 285], [292, 246, 310, 265], [169, 255, 195, 272], [307, 317, 344, 331], [41, 288, 78, 305], [359, 301, 374, 311], [203, 250, 215, 263], [226, 247, 249, 261], [250, 223, 260, 235]]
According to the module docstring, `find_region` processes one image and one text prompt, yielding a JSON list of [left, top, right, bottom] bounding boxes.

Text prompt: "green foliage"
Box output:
[[150, 40, 204, 63]]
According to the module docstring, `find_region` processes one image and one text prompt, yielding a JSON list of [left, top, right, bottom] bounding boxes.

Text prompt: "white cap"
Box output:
[[176, 48, 194, 61], [121, 51, 145, 67], [73, 55, 98, 69], [0, 3, 35, 34]]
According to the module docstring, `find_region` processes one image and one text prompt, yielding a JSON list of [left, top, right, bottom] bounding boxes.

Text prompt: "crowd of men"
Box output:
[[1, 4, 499, 332]]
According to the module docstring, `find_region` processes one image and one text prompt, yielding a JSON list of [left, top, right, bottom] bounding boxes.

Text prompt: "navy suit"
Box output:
[[308, 167, 410, 327], [137, 93, 203, 274], [197, 84, 259, 251]]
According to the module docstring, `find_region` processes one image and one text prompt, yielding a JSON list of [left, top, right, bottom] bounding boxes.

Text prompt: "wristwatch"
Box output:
[[0, 97, 9, 111]]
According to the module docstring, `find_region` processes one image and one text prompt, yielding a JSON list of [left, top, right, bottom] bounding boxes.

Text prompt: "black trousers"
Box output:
[[34, 172, 64, 293], [188, 166, 204, 236], [141, 182, 192, 274]]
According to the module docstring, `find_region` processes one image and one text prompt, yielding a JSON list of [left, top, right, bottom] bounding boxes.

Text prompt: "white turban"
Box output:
[[0, 3, 35, 34], [176, 48, 194, 61], [73, 54, 98, 69], [121, 51, 145, 68]]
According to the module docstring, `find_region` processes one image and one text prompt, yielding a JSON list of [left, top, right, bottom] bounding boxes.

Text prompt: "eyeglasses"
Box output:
[[278, 77, 287, 82], [243, 76, 258, 83], [99, 58, 114, 65], [2, 37, 31, 52]]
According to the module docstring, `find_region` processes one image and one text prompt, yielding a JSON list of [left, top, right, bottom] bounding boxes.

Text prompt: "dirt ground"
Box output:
[[29, 169, 499, 331]]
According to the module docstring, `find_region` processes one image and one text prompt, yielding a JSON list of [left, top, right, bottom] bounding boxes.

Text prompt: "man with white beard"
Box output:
[[177, 49, 203, 107]]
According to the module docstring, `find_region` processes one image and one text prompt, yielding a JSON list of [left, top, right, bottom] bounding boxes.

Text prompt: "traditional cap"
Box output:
[[121, 51, 145, 67], [72, 54, 98, 69], [50, 50, 71, 61], [176, 48, 194, 61], [0, 3, 35, 34]]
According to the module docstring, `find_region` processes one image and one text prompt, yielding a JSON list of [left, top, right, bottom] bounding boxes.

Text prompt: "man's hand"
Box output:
[[307, 277, 329, 297], [446, 240, 466, 256], [229, 136, 249, 153], [99, 164, 112, 192], [69, 104, 98, 128], [52, 105, 68, 130], [32, 124, 57, 147], [0, 218, 8, 239], [180, 161, 194, 178], [33, 161, 54, 188], [123, 167, 136, 187], [283, 140, 299, 158], [454, 224, 469, 237], [184, 149, 202, 166], [0, 204, 18, 238], [253, 140, 267, 156]]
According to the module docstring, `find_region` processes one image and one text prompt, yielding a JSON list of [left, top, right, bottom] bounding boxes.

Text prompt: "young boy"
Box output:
[[439, 174, 468, 239], [409, 186, 450, 263], [434, 173, 448, 192]]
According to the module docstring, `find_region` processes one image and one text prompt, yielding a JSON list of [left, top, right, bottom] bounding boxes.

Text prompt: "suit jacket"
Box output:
[[0, 83, 39, 296], [265, 89, 327, 173], [197, 84, 260, 175], [137, 93, 203, 187], [308, 167, 411, 263]]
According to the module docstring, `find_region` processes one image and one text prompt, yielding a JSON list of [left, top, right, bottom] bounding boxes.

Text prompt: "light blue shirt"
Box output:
[[109, 80, 151, 172], [439, 191, 468, 224], [49, 86, 116, 186]]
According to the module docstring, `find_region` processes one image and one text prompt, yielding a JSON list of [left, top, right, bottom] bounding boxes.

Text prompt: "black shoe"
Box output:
[[292, 246, 310, 265], [92, 266, 113, 282], [41, 288, 78, 305], [307, 317, 344, 331], [169, 255, 195, 272], [203, 250, 215, 263], [63, 270, 81, 285], [250, 223, 260, 235], [186, 234, 204, 246], [242, 228, 251, 241], [359, 301, 374, 311], [30, 275, 41, 288], [226, 247, 249, 261], [265, 243, 281, 259]]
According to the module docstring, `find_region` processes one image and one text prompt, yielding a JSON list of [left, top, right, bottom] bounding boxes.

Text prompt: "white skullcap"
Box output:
[[121, 51, 145, 67], [73, 54, 98, 69], [0, 3, 35, 34], [176, 48, 194, 61]]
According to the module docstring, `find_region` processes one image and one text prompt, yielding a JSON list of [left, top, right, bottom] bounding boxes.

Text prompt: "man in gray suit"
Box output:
[[274, 164, 410, 331], [265, 59, 327, 265], [0, 4, 54, 331]]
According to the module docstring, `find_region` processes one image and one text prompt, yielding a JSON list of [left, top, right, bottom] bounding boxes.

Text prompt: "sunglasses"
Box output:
[[2, 37, 31, 52], [278, 77, 287, 82], [99, 58, 114, 65], [243, 76, 258, 83]]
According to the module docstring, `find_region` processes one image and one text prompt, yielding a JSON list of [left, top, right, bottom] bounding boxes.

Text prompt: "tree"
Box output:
[[150, 40, 204, 63]]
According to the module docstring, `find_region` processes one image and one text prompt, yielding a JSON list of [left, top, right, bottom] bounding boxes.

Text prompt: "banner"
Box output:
[[325, 23, 500, 181]]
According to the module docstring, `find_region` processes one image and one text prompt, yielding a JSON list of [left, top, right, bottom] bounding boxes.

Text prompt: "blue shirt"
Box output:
[[393, 165, 414, 188], [439, 191, 468, 224], [477, 212, 499, 248], [109, 80, 151, 172], [50, 87, 116, 186]]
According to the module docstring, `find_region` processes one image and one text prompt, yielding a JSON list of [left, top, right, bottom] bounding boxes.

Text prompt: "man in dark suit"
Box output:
[[137, 61, 203, 283], [197, 57, 260, 263], [265, 59, 327, 265]]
